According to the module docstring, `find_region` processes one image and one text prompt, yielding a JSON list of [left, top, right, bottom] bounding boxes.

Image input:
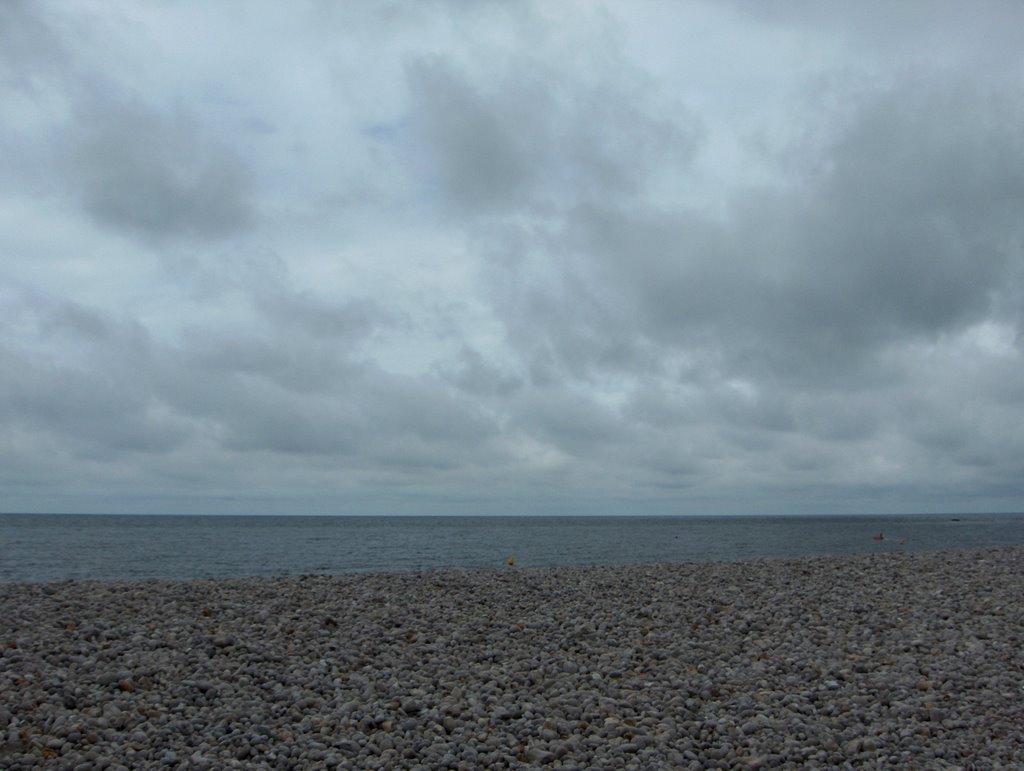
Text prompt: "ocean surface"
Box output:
[[1, 513, 1023, 584]]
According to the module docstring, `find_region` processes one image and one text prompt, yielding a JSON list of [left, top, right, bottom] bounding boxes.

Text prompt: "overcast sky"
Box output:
[[2, 1, 1023, 516]]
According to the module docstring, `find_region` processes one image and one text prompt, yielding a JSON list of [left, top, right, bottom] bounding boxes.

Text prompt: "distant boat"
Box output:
[[951, 518, 961, 522], [871, 533, 884, 541]]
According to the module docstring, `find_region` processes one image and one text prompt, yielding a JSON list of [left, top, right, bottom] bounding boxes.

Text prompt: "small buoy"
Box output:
[[507, 557, 515, 567]]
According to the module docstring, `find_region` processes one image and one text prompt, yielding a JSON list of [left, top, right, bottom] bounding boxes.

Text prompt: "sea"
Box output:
[[1, 513, 1023, 584]]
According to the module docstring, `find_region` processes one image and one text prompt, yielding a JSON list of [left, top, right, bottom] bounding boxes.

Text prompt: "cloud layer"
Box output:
[[2, 1, 1022, 514]]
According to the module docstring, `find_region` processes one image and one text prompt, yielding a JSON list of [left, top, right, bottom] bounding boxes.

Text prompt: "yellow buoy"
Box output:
[[507, 557, 515, 566]]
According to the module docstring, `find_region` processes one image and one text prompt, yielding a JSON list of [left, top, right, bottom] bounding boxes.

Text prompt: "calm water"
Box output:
[[1, 513, 1022, 584]]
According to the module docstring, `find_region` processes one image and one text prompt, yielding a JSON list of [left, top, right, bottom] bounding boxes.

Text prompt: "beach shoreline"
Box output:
[[3, 548, 1022, 769]]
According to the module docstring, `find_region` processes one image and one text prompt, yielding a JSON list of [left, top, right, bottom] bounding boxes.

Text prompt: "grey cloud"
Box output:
[[256, 293, 390, 341], [621, 382, 697, 429], [486, 77, 1024, 391], [180, 334, 357, 396], [454, 68, 1024, 507], [0, 272, 504, 476], [405, 56, 537, 210], [215, 385, 362, 456], [0, 1, 68, 90], [8, 6, 255, 241], [711, 386, 797, 433], [897, 353, 1024, 461], [165, 247, 393, 345], [147, 262, 499, 461], [64, 98, 253, 240], [161, 360, 501, 463], [0, 4, 71, 197], [0, 296, 186, 458], [404, 49, 700, 213], [2, 357, 186, 456], [162, 247, 290, 300], [35, 298, 111, 341], [733, 0, 1024, 67], [791, 83, 1024, 327], [360, 373, 498, 446], [4, 1, 1023, 515], [514, 389, 632, 455], [511, 288, 659, 384], [435, 347, 523, 397], [790, 392, 882, 443], [475, 219, 664, 383]]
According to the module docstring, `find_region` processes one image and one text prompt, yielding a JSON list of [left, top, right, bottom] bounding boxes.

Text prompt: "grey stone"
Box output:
[[1, 550, 1023, 769]]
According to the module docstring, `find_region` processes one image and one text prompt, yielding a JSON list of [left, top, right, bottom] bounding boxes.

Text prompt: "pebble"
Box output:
[[1, 548, 1023, 768]]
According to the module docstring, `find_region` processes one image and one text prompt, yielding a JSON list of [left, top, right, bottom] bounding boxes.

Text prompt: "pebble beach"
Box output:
[[2, 548, 1022, 770]]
